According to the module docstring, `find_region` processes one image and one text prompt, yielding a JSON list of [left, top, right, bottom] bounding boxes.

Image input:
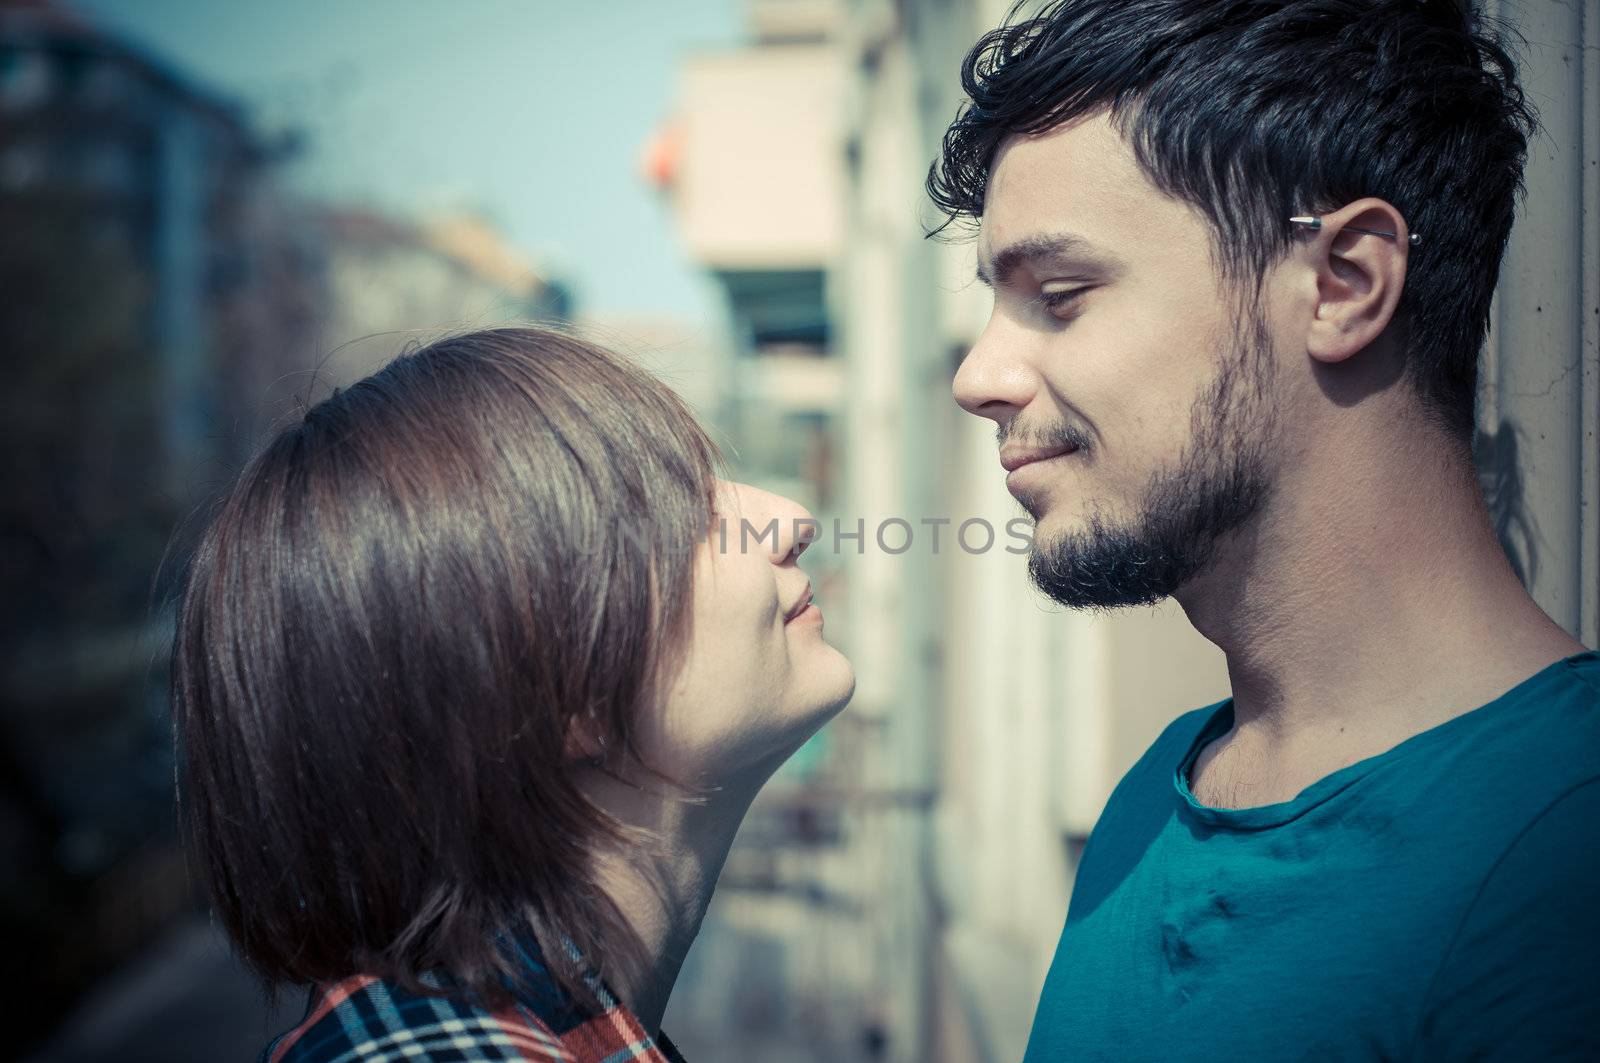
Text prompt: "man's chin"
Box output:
[[1024, 511, 1193, 611], [1025, 501, 1107, 553], [1025, 512, 1071, 560]]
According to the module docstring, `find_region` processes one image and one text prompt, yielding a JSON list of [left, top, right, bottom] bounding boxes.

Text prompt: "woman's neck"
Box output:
[[579, 767, 760, 1036]]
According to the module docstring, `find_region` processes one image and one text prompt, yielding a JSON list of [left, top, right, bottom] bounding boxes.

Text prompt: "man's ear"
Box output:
[[1302, 197, 1411, 366]]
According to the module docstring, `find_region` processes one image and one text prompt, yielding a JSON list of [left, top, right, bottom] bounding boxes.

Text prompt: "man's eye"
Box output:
[[1039, 287, 1088, 318]]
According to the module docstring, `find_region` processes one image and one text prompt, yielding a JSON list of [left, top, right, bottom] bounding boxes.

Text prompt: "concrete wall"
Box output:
[[1479, 0, 1600, 648]]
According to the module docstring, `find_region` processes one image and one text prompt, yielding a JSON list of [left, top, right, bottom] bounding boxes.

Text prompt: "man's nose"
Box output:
[[953, 319, 1039, 422]]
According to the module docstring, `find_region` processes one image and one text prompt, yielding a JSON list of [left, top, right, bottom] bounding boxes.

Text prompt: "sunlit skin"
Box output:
[[641, 479, 854, 787], [958, 111, 1250, 551], [578, 479, 854, 1036], [955, 109, 1583, 811]]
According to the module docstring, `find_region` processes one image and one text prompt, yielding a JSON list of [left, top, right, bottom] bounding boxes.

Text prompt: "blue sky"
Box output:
[[76, 0, 744, 321]]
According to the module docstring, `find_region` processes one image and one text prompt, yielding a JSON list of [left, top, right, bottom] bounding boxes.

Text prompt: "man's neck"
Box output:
[[1177, 427, 1586, 807], [579, 768, 758, 1037]]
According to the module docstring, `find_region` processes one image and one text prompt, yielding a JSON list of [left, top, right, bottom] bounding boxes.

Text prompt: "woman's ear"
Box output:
[[1301, 197, 1411, 366], [563, 712, 608, 766]]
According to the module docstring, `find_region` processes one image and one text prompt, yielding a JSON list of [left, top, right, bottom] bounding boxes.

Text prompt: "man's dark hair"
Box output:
[[928, 0, 1537, 442]]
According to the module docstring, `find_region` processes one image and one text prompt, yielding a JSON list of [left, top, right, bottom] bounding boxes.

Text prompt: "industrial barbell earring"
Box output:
[[1289, 215, 1421, 247]]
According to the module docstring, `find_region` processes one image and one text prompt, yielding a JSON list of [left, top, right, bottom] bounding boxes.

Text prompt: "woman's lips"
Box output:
[[783, 584, 815, 624], [788, 602, 823, 625]]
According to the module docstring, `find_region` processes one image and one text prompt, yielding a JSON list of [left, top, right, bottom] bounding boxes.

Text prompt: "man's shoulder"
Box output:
[[1089, 699, 1228, 826], [1122, 700, 1229, 791], [1156, 700, 1230, 755], [1491, 648, 1600, 800], [1530, 647, 1600, 714], [1454, 650, 1600, 802], [1063, 701, 1225, 918], [1550, 648, 1600, 727]]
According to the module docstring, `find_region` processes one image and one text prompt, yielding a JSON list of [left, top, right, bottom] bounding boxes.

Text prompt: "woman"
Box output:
[[171, 326, 855, 1061]]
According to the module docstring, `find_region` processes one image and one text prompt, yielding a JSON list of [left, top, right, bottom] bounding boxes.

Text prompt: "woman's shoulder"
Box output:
[[261, 974, 570, 1061], [261, 971, 687, 1063]]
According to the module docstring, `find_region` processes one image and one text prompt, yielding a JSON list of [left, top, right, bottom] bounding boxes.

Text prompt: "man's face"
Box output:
[[955, 110, 1280, 608]]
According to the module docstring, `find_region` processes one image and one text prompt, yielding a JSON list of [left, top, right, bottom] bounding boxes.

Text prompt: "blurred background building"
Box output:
[[1, 1, 301, 1048], [1, 1, 570, 1056], [5, 0, 1595, 1061]]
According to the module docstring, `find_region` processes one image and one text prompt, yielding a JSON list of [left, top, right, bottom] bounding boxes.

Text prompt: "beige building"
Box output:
[[312, 208, 568, 389], [662, 2, 1599, 1061]]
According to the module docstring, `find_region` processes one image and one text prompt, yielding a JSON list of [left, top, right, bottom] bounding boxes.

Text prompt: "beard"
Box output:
[[1022, 308, 1276, 610]]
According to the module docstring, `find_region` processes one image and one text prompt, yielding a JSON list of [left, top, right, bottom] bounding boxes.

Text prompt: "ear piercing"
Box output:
[[1289, 214, 1421, 247]]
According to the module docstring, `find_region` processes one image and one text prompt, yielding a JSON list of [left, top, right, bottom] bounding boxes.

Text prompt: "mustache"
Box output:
[[996, 419, 1092, 453]]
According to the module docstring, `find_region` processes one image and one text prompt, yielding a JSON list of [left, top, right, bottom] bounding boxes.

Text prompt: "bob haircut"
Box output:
[[171, 326, 721, 1006], [928, 0, 1537, 444]]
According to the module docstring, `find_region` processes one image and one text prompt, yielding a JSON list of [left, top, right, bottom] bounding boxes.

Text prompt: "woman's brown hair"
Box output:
[[171, 326, 719, 1006]]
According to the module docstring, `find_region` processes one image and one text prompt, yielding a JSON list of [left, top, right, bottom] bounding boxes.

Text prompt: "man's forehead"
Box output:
[[987, 113, 1133, 196], [978, 117, 1192, 278], [977, 135, 1131, 282]]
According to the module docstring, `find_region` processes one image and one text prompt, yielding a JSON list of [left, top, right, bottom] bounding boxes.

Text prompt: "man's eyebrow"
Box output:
[[974, 232, 1117, 287]]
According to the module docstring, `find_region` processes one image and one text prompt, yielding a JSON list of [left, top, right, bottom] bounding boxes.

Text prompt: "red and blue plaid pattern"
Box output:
[[261, 938, 686, 1062]]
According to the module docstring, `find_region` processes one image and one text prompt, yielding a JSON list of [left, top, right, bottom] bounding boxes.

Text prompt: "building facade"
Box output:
[[1, 2, 570, 1047]]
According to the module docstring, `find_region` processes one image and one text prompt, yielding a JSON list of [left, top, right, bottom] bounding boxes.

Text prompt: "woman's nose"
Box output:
[[730, 482, 816, 563], [773, 498, 818, 564]]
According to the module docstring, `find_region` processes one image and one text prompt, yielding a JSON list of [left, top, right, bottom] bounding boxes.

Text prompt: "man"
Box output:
[[930, 0, 1599, 1058]]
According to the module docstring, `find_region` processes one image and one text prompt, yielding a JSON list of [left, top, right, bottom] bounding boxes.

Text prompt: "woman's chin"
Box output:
[[805, 646, 856, 720], [790, 661, 856, 751], [825, 664, 857, 718], [737, 666, 857, 785]]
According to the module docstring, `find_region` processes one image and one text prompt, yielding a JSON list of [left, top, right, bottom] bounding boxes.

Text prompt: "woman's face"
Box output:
[[641, 480, 855, 787]]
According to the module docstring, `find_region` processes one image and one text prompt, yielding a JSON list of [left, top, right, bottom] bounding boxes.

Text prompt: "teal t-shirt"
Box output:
[[1024, 651, 1600, 1062]]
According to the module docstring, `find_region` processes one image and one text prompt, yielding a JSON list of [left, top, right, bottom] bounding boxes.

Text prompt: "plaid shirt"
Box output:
[[261, 936, 687, 1063]]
